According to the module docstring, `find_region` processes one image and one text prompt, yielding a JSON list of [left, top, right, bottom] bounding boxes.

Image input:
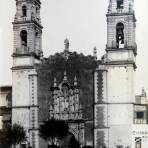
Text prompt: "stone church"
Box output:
[[0, 0, 148, 148], [11, 0, 94, 147]]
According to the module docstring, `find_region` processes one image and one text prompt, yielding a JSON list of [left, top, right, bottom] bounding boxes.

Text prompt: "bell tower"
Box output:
[[94, 0, 137, 148], [12, 0, 43, 147], [13, 0, 42, 56], [107, 0, 136, 50]]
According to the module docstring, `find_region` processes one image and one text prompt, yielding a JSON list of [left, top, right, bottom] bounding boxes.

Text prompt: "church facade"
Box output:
[[49, 72, 85, 145], [0, 0, 146, 148], [11, 1, 93, 148]]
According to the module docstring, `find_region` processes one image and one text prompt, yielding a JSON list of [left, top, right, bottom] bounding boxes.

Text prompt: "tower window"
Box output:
[[22, 5, 27, 17], [135, 137, 142, 148], [20, 30, 27, 47], [116, 23, 124, 48], [116, 146, 123, 148], [117, 0, 124, 9], [136, 112, 144, 119]]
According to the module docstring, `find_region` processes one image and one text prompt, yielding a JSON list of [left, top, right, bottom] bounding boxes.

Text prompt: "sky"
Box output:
[[0, 0, 148, 94]]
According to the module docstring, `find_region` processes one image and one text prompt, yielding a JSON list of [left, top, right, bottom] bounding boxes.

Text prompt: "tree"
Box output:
[[68, 134, 80, 148], [59, 132, 80, 148], [0, 124, 12, 148], [39, 119, 69, 147], [82, 146, 93, 148], [0, 123, 26, 148], [11, 123, 26, 148]]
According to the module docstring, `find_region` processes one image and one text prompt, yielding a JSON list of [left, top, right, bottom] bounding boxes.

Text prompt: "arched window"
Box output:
[[36, 7, 38, 15], [117, 0, 124, 9], [22, 5, 27, 17], [31, 12, 35, 20], [135, 137, 142, 148], [20, 30, 27, 47], [6, 93, 12, 107], [116, 23, 124, 48]]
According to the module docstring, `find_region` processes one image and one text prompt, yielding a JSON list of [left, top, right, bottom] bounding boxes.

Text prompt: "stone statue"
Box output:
[[64, 38, 69, 50]]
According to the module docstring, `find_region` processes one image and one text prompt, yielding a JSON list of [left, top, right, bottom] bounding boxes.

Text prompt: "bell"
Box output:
[[121, 39, 124, 44], [118, 30, 123, 35]]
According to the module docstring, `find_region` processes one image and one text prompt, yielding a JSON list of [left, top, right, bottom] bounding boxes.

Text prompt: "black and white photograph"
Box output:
[[0, 0, 148, 148]]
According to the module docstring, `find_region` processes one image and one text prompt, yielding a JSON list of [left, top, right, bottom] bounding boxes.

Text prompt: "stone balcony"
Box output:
[[14, 15, 41, 25], [13, 47, 43, 59]]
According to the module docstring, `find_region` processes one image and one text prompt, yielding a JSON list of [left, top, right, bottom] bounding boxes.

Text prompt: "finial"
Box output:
[[129, 3, 132, 12], [64, 38, 69, 51], [74, 76, 78, 86], [108, 0, 111, 13], [63, 71, 68, 81], [53, 77, 57, 87], [142, 88, 146, 97], [93, 46, 97, 60]]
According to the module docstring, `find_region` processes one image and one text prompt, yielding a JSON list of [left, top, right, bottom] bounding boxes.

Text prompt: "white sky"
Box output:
[[0, 0, 148, 94]]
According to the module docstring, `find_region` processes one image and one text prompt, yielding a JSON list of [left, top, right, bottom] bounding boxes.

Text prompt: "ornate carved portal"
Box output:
[[49, 71, 85, 146]]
